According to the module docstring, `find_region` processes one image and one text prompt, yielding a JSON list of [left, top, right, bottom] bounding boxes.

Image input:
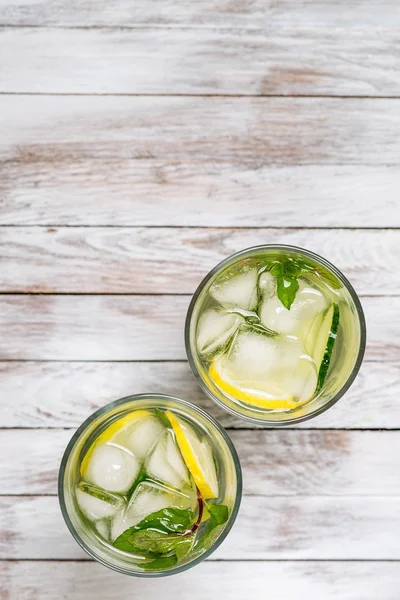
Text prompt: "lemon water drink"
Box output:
[[59, 395, 241, 576], [187, 246, 365, 425]]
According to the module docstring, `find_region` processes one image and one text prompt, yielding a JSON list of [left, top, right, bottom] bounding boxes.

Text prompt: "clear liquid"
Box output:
[[69, 404, 236, 572], [190, 251, 362, 421]]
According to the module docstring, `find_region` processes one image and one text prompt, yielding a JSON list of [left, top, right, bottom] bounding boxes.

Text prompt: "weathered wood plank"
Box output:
[[2, 429, 400, 495], [1, 97, 400, 166], [1, 0, 400, 28], [0, 361, 398, 429], [0, 294, 388, 361], [2, 561, 399, 600], [0, 294, 188, 360], [1, 227, 398, 295], [1, 28, 399, 95], [2, 164, 400, 228], [1, 495, 399, 559]]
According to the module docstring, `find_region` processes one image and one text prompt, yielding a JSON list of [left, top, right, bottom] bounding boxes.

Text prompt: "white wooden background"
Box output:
[[1, 1, 400, 597]]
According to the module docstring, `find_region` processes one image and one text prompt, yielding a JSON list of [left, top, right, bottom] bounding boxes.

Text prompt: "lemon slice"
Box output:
[[80, 410, 151, 476], [209, 359, 297, 410], [165, 410, 218, 499]]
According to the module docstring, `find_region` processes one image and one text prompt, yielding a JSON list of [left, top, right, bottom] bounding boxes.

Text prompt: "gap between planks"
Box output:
[[1, 222, 400, 228], [2, 92, 400, 99]]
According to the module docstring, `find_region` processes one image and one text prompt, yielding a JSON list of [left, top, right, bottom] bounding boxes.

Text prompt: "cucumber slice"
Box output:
[[312, 304, 340, 392]]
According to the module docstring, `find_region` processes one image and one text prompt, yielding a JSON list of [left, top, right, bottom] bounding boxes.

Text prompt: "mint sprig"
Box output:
[[269, 260, 300, 310], [113, 498, 229, 571], [113, 507, 196, 556], [194, 503, 230, 553], [267, 257, 341, 310]]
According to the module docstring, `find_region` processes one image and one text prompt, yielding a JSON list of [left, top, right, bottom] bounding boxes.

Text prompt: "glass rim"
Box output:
[[185, 244, 367, 426], [58, 393, 243, 577]]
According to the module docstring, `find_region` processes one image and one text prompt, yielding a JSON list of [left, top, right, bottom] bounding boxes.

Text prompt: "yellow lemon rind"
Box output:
[[165, 410, 218, 500], [80, 409, 151, 476]]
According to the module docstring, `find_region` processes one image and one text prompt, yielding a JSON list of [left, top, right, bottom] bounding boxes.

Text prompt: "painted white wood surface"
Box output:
[[1, 0, 400, 28], [1, 561, 399, 600], [0, 294, 393, 361], [2, 429, 400, 495], [1, 0, 399, 596], [0, 227, 398, 294], [2, 27, 399, 95], [2, 165, 399, 227], [1, 96, 400, 165], [1, 495, 399, 560], [1, 361, 398, 429]]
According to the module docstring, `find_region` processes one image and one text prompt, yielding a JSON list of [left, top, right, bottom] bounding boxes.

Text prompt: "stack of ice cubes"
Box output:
[[76, 413, 197, 544]]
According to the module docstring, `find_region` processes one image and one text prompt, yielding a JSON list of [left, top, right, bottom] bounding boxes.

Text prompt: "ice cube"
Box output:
[[197, 309, 242, 358], [85, 443, 140, 493], [111, 481, 196, 541], [146, 430, 190, 489], [210, 264, 258, 310], [225, 326, 281, 379], [76, 483, 124, 520], [223, 326, 317, 402], [260, 280, 328, 338], [95, 519, 111, 540], [124, 415, 165, 459], [258, 271, 276, 299], [282, 357, 317, 402]]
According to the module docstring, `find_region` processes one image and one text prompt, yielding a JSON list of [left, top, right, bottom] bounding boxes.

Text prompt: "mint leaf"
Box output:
[[208, 504, 229, 526], [194, 503, 230, 554], [267, 255, 342, 310], [133, 507, 194, 534], [113, 506, 198, 557], [114, 526, 196, 558], [201, 504, 229, 551], [154, 408, 171, 428], [270, 262, 282, 277], [175, 533, 195, 560], [202, 523, 226, 551], [268, 259, 300, 310], [126, 529, 180, 555], [276, 274, 299, 310], [294, 258, 314, 274], [112, 527, 148, 555], [141, 555, 178, 571], [282, 259, 302, 278]]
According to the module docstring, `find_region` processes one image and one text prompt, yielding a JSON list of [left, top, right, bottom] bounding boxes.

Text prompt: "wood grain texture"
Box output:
[[0, 294, 388, 361], [2, 164, 400, 227], [0, 294, 188, 360], [1, 0, 400, 28], [2, 429, 400, 495], [1, 0, 399, 589], [1, 227, 398, 295], [1, 27, 399, 95], [1, 495, 399, 559], [1, 361, 398, 429], [1, 96, 400, 165], [1, 561, 400, 600]]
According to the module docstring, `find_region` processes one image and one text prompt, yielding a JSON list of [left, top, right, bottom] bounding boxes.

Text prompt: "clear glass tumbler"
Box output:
[[59, 394, 242, 577], [185, 245, 366, 426]]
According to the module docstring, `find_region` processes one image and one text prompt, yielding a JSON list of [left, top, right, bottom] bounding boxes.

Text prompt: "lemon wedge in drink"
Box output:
[[209, 359, 298, 410], [165, 410, 219, 499], [80, 410, 151, 476]]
